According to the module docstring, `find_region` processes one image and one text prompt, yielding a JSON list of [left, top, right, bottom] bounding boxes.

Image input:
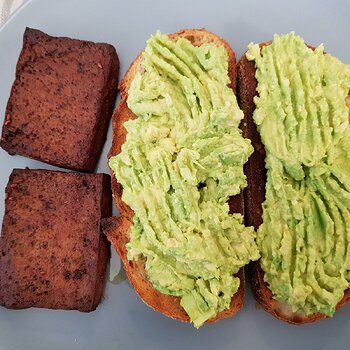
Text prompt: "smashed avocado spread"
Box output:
[[109, 32, 259, 328], [247, 32, 350, 316]]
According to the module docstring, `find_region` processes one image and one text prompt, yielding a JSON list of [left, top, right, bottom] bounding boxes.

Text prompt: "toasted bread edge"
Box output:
[[237, 42, 350, 324], [104, 29, 247, 324]]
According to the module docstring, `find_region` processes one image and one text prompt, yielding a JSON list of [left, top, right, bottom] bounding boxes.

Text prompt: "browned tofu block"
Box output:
[[0, 169, 111, 312], [0, 28, 119, 172]]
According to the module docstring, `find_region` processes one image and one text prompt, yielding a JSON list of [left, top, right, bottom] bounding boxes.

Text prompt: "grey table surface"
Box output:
[[0, 0, 349, 349], [0, 0, 29, 27]]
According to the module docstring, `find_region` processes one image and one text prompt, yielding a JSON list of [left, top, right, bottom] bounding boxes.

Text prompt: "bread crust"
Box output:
[[104, 29, 247, 324], [237, 42, 350, 324]]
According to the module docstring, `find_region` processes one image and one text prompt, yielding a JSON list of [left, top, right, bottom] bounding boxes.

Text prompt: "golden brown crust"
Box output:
[[250, 262, 350, 324], [101, 216, 244, 323], [105, 29, 245, 324], [238, 42, 350, 324]]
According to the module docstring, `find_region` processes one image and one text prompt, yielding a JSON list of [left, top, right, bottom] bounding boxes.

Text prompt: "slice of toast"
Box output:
[[237, 42, 350, 324], [104, 29, 247, 324]]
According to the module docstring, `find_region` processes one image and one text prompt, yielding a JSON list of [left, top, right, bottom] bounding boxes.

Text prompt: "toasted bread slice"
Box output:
[[104, 29, 247, 324], [238, 42, 350, 324]]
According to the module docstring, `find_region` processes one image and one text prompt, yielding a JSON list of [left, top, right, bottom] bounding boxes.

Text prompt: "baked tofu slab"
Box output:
[[0, 28, 119, 172], [0, 169, 111, 312]]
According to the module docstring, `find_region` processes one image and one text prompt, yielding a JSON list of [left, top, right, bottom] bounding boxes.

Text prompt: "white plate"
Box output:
[[0, 0, 349, 349]]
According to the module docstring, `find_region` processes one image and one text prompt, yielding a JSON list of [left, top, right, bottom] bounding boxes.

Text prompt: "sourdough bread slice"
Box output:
[[238, 42, 350, 324], [104, 29, 247, 324]]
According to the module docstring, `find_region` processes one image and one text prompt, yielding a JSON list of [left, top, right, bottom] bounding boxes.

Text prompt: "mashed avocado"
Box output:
[[110, 32, 259, 328], [247, 32, 350, 316]]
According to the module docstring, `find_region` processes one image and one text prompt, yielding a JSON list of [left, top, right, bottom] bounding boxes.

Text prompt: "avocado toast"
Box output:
[[238, 33, 350, 323], [102, 29, 259, 328]]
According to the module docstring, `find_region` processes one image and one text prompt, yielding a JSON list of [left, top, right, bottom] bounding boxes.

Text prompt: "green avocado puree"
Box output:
[[110, 32, 259, 328], [247, 32, 350, 316]]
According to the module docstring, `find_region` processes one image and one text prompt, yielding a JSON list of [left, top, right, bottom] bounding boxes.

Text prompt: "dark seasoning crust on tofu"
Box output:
[[0, 169, 111, 312], [0, 28, 119, 172], [237, 43, 350, 324]]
